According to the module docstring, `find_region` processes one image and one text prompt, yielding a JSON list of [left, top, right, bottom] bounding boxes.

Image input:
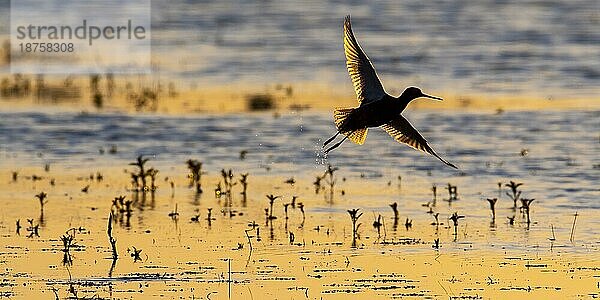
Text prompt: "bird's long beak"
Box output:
[[421, 93, 443, 101]]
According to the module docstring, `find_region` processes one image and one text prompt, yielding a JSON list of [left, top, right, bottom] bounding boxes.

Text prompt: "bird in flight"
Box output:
[[323, 15, 458, 169]]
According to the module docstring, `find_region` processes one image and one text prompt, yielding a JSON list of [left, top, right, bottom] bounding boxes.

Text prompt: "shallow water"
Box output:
[[0, 109, 599, 298]]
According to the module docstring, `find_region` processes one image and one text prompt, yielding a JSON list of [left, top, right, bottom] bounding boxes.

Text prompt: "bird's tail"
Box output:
[[333, 107, 368, 145], [333, 107, 353, 130]]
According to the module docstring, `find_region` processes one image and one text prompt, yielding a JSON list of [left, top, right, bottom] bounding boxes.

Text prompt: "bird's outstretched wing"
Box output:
[[381, 116, 458, 169], [344, 15, 386, 106]]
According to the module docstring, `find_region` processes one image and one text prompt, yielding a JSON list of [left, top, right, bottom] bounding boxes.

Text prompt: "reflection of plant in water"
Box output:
[[26, 219, 40, 238], [111, 195, 133, 227], [347, 208, 363, 248], [505, 181, 523, 208]]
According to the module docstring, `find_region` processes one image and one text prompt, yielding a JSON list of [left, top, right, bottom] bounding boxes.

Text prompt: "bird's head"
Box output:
[[401, 87, 443, 102]]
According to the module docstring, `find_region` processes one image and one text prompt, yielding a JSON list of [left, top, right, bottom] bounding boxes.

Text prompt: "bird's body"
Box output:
[[323, 16, 458, 169], [337, 94, 408, 131]]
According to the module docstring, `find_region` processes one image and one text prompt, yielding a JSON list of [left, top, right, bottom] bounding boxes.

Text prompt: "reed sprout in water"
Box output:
[[266, 194, 280, 220], [35, 191, 48, 214], [520, 198, 534, 225], [347, 208, 363, 248], [107, 212, 118, 260], [450, 212, 465, 237], [505, 181, 523, 209], [487, 198, 498, 220]]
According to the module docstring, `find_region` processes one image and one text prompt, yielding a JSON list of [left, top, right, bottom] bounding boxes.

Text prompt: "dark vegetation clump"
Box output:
[[247, 93, 275, 111]]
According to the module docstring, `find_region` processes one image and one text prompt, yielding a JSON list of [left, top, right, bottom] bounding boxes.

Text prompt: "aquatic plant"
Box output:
[[215, 182, 222, 198], [373, 214, 383, 238], [497, 182, 502, 198], [35, 192, 48, 213], [405, 218, 412, 230], [168, 204, 179, 221], [186, 159, 203, 193], [283, 203, 290, 220], [191, 214, 200, 222], [239, 173, 249, 196], [423, 202, 434, 214], [487, 198, 498, 220], [206, 208, 215, 227], [298, 202, 305, 228], [389, 202, 399, 221], [570, 211, 578, 242], [432, 238, 440, 250], [107, 212, 118, 260], [449, 212, 465, 236], [146, 168, 159, 191], [347, 208, 363, 248], [16, 219, 21, 235], [26, 219, 40, 238], [313, 174, 325, 194], [284, 177, 295, 186], [520, 198, 534, 225], [507, 215, 515, 225], [11, 171, 18, 182], [324, 164, 339, 201], [130, 155, 150, 190], [431, 213, 441, 226], [93, 92, 103, 109], [60, 228, 77, 266], [129, 246, 143, 262], [505, 181, 523, 208], [431, 184, 437, 205], [266, 194, 280, 220], [221, 169, 236, 200], [446, 183, 458, 202]]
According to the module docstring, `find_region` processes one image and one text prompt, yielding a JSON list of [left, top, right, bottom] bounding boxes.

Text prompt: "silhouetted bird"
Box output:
[[323, 16, 457, 169]]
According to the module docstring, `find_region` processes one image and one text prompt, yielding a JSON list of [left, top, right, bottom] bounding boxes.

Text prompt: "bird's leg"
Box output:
[[324, 135, 348, 154], [322, 131, 340, 148]]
